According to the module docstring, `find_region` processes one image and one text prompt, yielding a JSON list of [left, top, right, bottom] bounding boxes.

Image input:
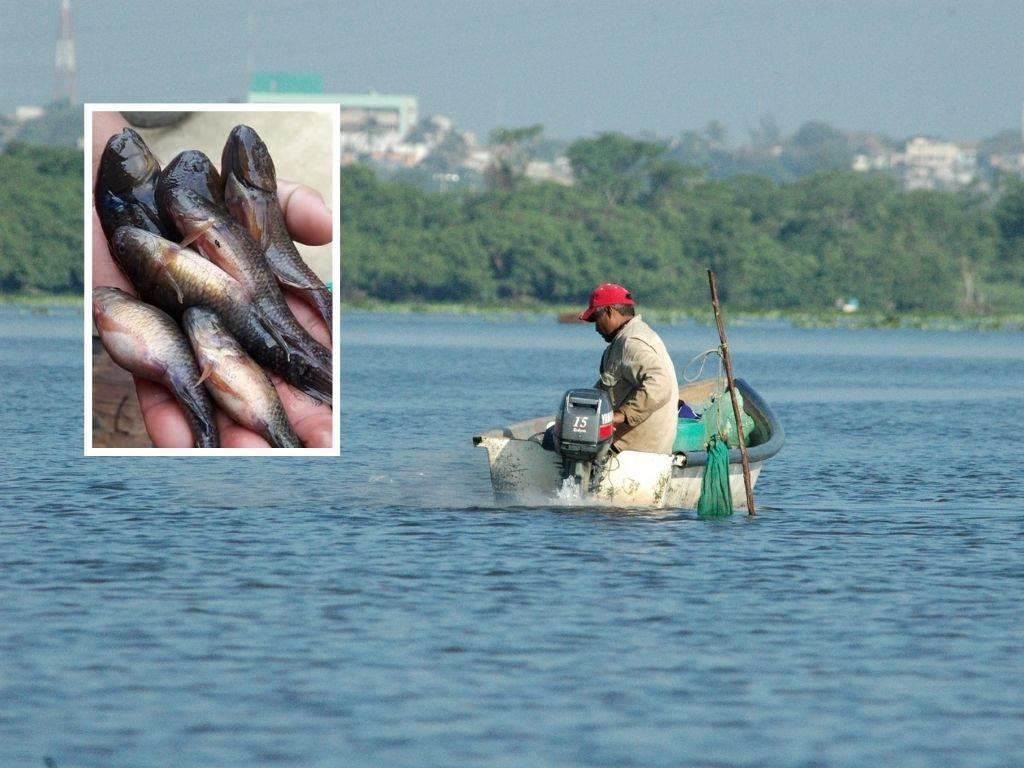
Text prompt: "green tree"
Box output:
[[993, 177, 1024, 283], [782, 121, 854, 177], [486, 124, 544, 191], [566, 133, 666, 205], [0, 143, 83, 293], [339, 155, 1014, 315]]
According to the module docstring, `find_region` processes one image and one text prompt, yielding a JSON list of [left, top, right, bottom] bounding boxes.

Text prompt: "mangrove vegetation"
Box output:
[[344, 134, 1024, 313], [1, 137, 1023, 317]]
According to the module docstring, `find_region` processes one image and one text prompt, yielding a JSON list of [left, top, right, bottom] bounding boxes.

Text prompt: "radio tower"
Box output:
[[54, 0, 76, 104]]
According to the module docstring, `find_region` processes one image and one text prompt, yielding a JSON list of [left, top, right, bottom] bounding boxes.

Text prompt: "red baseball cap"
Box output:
[[579, 283, 635, 321]]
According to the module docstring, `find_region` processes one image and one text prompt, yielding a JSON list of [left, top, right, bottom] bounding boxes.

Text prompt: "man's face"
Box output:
[[594, 306, 623, 342]]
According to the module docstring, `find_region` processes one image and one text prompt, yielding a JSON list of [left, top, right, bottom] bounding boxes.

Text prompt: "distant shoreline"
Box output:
[[0, 294, 82, 308], [339, 299, 1024, 332], [3, 294, 1020, 331]]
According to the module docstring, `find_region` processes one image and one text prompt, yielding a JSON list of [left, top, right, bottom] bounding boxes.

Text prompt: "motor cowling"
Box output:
[[553, 388, 614, 462]]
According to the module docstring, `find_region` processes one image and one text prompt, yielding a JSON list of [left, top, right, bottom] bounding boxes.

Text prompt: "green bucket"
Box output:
[[673, 418, 707, 453]]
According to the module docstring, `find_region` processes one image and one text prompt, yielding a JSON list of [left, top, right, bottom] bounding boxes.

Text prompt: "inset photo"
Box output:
[[84, 104, 340, 455]]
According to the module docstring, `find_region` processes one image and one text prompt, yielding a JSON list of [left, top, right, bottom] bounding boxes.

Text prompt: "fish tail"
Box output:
[[270, 315, 333, 387], [172, 381, 220, 448], [299, 361, 333, 406], [245, 305, 331, 405], [265, 417, 304, 449], [288, 347, 332, 406]]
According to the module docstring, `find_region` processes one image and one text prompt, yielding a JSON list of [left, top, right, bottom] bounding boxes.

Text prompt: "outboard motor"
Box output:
[[552, 388, 615, 493]]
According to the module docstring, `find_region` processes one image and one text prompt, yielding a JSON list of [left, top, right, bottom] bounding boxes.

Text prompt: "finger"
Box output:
[[138, 378, 279, 449], [215, 409, 272, 449], [135, 378, 197, 448], [277, 180, 332, 245], [283, 291, 331, 348], [272, 376, 333, 449]]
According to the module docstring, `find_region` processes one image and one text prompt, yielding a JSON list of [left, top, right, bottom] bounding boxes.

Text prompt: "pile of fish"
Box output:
[[93, 124, 333, 448]]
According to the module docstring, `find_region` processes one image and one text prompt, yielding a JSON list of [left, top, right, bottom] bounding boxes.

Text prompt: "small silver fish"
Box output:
[[222, 124, 333, 334], [183, 307, 303, 448], [92, 287, 218, 448], [94, 127, 174, 241], [110, 226, 332, 405], [155, 183, 332, 401], [161, 149, 225, 210]]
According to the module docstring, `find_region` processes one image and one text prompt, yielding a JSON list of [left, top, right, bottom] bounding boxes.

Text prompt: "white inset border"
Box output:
[[84, 102, 341, 456]]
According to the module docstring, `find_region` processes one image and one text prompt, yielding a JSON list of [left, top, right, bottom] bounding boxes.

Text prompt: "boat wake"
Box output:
[[555, 476, 583, 502]]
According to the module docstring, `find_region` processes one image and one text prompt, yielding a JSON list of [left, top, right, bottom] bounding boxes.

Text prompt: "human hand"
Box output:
[[92, 113, 334, 448]]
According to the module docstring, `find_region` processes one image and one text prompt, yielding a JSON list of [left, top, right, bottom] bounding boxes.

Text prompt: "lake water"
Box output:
[[2, 307, 1023, 767]]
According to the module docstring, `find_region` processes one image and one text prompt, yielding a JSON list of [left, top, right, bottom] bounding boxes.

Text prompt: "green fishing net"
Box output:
[[697, 435, 733, 518], [702, 390, 755, 448]]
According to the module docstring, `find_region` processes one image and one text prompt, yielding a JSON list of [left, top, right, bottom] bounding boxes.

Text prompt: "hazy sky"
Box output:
[[2, 0, 1022, 141]]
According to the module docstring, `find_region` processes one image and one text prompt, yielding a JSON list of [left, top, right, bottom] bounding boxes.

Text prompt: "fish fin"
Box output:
[[224, 173, 269, 245], [264, 338, 331, 407], [276, 326, 332, 374], [291, 348, 333, 406], [312, 289, 333, 337], [167, 271, 185, 305], [294, 376, 332, 407], [196, 362, 214, 386], [275, 282, 332, 337], [276, 272, 322, 292], [254, 308, 291, 362], [96, 190, 130, 239], [179, 218, 217, 250]]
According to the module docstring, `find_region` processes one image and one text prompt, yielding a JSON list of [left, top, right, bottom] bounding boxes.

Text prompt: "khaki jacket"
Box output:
[[595, 315, 679, 454]]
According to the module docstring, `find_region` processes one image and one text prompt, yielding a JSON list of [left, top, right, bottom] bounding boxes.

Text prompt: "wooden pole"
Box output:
[[707, 270, 756, 516]]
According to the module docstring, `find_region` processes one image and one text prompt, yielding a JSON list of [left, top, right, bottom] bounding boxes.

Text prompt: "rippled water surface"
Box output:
[[2, 307, 1023, 767]]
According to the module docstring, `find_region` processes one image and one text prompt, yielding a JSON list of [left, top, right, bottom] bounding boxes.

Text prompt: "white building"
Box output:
[[247, 74, 419, 160], [894, 137, 977, 191], [14, 106, 45, 122]]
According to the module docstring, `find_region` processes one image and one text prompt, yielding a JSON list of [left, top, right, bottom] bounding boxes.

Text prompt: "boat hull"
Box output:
[[473, 378, 782, 510], [477, 433, 762, 508]]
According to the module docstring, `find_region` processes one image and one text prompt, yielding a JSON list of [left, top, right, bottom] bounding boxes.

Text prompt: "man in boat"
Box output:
[[579, 283, 679, 454]]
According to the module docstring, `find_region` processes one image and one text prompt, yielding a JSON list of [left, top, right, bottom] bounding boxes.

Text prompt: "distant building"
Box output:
[[337, 93, 418, 139], [461, 148, 494, 174], [14, 106, 45, 122], [852, 136, 982, 190], [525, 158, 574, 185], [851, 153, 889, 172], [988, 152, 1024, 177], [244, 72, 572, 185], [894, 137, 977, 191], [248, 73, 418, 160]]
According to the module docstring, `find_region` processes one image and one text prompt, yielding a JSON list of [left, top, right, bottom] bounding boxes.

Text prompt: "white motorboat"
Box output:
[[473, 378, 784, 509]]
